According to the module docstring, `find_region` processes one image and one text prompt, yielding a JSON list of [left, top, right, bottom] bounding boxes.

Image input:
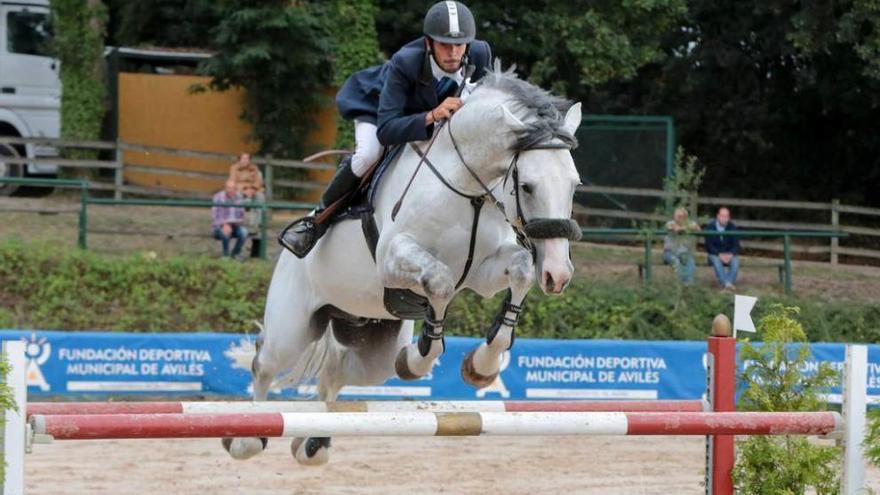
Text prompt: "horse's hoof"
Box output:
[[222, 437, 268, 460], [291, 437, 331, 466], [394, 347, 421, 381], [460, 348, 499, 389]]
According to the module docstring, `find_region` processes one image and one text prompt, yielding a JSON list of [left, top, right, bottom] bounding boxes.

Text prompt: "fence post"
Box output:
[[259, 202, 268, 260], [265, 158, 274, 203], [643, 237, 653, 287], [114, 139, 123, 200], [783, 235, 792, 295], [78, 183, 88, 250], [831, 199, 840, 266]]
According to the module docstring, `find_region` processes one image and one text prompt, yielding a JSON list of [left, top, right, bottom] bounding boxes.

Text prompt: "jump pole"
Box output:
[[26, 399, 709, 416], [28, 411, 842, 440]]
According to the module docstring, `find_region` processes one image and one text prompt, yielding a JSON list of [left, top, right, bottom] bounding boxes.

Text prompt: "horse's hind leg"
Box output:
[[223, 253, 327, 460], [290, 319, 413, 466], [461, 244, 534, 388], [381, 234, 456, 380]]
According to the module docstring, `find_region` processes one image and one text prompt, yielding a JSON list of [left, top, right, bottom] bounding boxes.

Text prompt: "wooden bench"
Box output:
[[637, 258, 786, 286]]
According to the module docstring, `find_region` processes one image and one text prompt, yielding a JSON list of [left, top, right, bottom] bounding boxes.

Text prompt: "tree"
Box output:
[[327, 0, 382, 148], [732, 305, 840, 494], [196, 1, 335, 158], [105, 0, 220, 48], [590, 0, 880, 205], [50, 0, 107, 151]]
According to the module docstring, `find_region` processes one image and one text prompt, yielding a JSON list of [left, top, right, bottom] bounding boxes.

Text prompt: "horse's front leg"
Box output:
[[461, 244, 534, 388], [381, 234, 456, 380]]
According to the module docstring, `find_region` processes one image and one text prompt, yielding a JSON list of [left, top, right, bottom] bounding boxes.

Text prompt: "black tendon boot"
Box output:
[[279, 156, 360, 258]]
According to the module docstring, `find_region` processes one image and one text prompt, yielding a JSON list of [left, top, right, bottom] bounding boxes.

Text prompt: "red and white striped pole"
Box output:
[[29, 411, 840, 440], [26, 399, 709, 416], [707, 314, 737, 495]]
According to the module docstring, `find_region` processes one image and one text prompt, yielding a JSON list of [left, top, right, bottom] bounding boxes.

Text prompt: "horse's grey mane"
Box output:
[[477, 61, 578, 152]]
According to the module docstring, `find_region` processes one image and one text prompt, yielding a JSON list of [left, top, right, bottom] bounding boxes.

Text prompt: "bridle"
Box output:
[[406, 109, 582, 276], [443, 113, 582, 245]]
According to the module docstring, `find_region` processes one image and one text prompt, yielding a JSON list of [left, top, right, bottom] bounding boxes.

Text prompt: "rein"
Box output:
[[399, 109, 581, 290], [445, 115, 582, 245]]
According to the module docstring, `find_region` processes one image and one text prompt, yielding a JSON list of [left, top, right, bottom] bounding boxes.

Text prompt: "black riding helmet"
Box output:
[[423, 1, 476, 44]]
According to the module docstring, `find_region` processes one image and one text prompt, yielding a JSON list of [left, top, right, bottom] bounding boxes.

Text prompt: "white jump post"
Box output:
[[1, 341, 26, 495], [842, 345, 867, 494]]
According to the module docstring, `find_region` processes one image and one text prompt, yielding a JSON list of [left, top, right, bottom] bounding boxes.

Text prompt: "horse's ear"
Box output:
[[562, 102, 582, 136], [500, 104, 527, 130]]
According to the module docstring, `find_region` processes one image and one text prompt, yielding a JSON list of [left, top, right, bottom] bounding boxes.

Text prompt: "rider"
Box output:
[[281, 1, 493, 258]]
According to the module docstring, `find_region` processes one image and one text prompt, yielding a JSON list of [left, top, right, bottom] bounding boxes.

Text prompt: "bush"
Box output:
[[731, 306, 840, 494], [0, 240, 270, 332], [2, 240, 880, 341]]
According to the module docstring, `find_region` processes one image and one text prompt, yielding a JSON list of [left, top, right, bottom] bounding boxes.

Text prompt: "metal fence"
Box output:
[[576, 185, 880, 265], [1, 137, 875, 267]]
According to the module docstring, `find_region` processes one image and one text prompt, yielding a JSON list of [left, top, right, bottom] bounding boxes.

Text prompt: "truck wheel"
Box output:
[[0, 143, 21, 196]]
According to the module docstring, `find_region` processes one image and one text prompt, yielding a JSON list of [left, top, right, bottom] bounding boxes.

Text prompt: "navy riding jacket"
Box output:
[[336, 37, 493, 146], [703, 219, 741, 255]]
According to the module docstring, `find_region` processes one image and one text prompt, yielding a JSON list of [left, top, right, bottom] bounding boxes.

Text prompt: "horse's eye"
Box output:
[[521, 184, 533, 194]]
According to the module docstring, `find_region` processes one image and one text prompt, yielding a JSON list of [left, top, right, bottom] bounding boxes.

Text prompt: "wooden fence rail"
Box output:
[[2, 137, 878, 264], [575, 186, 880, 264]]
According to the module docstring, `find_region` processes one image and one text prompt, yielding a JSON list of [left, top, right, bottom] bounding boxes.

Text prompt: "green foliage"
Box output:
[[1, 240, 879, 342], [327, 0, 382, 149], [790, 0, 880, 82], [732, 305, 840, 494], [196, 1, 335, 159], [591, 0, 880, 206], [50, 0, 107, 155], [866, 408, 880, 469], [0, 240, 269, 332], [662, 146, 704, 215], [105, 0, 221, 47]]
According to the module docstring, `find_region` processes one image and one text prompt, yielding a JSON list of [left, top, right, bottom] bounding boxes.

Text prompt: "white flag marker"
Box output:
[[733, 295, 758, 336]]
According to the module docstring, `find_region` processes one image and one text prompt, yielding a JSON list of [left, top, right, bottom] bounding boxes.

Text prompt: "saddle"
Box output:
[[319, 145, 431, 321]]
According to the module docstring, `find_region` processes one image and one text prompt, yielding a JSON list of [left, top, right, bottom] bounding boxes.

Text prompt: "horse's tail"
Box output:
[[270, 324, 338, 399]]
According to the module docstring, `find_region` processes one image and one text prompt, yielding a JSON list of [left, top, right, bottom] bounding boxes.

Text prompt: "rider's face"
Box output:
[[430, 40, 466, 72]]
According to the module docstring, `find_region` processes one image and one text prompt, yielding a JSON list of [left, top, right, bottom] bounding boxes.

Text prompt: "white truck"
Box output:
[[0, 0, 60, 194]]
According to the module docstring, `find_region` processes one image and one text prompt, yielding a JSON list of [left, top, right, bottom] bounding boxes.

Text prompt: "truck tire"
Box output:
[[0, 143, 21, 196]]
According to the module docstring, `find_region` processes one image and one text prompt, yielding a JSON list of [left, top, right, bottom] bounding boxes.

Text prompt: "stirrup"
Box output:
[[278, 216, 327, 259]]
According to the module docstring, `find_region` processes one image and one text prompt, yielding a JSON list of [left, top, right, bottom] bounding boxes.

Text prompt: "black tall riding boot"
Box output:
[[279, 156, 360, 258]]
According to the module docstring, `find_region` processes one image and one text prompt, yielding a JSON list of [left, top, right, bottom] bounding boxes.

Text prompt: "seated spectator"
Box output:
[[230, 153, 266, 258], [703, 206, 740, 290], [229, 153, 264, 196], [663, 207, 701, 286], [212, 180, 248, 259]]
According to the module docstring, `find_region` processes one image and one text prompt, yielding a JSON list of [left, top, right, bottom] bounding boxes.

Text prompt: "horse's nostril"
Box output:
[[544, 271, 555, 291]]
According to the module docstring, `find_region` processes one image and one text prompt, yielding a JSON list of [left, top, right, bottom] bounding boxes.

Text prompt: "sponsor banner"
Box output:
[[0, 331, 876, 402]]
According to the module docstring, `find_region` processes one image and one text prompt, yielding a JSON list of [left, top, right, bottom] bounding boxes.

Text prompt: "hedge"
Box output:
[[1, 240, 878, 342]]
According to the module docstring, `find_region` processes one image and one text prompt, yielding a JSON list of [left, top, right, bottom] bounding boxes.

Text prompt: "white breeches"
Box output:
[[351, 120, 383, 177]]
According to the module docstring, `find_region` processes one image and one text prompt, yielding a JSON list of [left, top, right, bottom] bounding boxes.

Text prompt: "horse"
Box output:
[[222, 66, 583, 465]]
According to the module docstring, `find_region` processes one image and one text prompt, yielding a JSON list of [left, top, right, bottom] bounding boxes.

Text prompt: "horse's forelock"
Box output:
[[475, 63, 579, 152]]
